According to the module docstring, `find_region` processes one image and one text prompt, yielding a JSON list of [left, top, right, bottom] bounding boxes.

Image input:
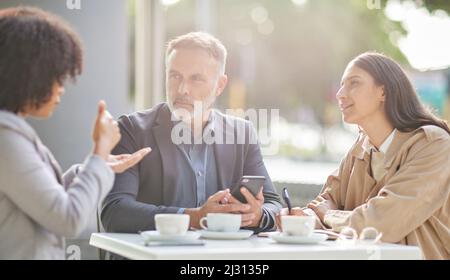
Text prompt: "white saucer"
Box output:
[[199, 229, 254, 240], [270, 233, 328, 244], [140, 230, 200, 242]]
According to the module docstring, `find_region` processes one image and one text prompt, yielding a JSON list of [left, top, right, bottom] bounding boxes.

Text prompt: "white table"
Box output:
[[89, 233, 422, 260]]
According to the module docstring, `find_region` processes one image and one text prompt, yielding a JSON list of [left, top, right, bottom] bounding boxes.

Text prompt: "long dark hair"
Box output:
[[352, 52, 450, 134], [0, 6, 83, 113]]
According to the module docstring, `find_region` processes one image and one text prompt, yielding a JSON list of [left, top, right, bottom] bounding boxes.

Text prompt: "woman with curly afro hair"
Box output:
[[0, 6, 150, 259]]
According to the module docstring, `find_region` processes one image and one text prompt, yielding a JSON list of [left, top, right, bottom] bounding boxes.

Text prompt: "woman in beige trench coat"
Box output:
[[278, 52, 450, 260]]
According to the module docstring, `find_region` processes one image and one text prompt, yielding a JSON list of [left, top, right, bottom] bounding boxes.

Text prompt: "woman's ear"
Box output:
[[379, 86, 386, 102]]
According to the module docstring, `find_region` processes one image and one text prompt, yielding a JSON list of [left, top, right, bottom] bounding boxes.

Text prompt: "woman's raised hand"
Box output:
[[92, 100, 121, 160]]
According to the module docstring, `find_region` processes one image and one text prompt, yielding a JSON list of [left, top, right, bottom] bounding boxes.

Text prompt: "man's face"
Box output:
[[166, 48, 227, 122]]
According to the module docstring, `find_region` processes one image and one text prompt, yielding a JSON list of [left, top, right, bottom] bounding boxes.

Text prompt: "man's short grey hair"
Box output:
[[166, 32, 227, 75]]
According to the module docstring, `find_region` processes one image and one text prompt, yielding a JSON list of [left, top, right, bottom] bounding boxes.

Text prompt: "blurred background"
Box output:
[[130, 0, 450, 186], [1, 0, 449, 259]]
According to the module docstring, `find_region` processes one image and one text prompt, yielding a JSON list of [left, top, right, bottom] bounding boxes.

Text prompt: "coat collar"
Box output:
[[351, 129, 416, 168]]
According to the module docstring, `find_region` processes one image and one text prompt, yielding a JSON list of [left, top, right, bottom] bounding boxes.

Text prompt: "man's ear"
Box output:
[[216, 75, 228, 97]]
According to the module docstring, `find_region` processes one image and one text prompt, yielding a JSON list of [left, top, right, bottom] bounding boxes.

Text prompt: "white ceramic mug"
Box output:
[[281, 215, 316, 237], [154, 214, 190, 235], [199, 213, 241, 232]]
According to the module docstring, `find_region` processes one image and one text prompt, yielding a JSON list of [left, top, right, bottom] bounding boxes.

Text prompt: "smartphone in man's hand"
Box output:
[[231, 175, 265, 203]]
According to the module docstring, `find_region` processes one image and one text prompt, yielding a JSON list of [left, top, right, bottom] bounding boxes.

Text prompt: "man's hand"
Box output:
[[185, 189, 250, 229], [275, 207, 309, 231], [106, 147, 151, 173], [307, 192, 337, 222], [228, 187, 265, 228]]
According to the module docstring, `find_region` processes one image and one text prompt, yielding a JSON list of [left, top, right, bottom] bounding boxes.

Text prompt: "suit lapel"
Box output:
[[213, 111, 237, 189], [152, 105, 180, 200]]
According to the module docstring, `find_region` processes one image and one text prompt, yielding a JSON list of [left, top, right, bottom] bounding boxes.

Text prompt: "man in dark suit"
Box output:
[[101, 32, 282, 233]]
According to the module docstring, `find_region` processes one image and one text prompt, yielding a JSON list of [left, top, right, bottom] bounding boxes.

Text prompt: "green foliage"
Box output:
[[384, 0, 450, 13]]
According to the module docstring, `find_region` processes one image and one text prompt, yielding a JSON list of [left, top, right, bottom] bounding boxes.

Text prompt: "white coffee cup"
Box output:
[[154, 214, 190, 235], [281, 215, 316, 237], [200, 213, 241, 232]]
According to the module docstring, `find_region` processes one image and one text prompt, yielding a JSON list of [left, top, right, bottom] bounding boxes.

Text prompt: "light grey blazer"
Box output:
[[0, 111, 114, 260]]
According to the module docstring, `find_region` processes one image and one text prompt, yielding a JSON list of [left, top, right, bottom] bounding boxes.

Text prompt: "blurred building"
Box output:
[[409, 68, 450, 121]]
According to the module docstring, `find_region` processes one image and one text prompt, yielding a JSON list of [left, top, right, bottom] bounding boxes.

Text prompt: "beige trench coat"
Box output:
[[318, 125, 450, 260]]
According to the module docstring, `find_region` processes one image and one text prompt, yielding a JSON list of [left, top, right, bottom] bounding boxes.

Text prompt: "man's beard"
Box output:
[[167, 94, 216, 125]]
